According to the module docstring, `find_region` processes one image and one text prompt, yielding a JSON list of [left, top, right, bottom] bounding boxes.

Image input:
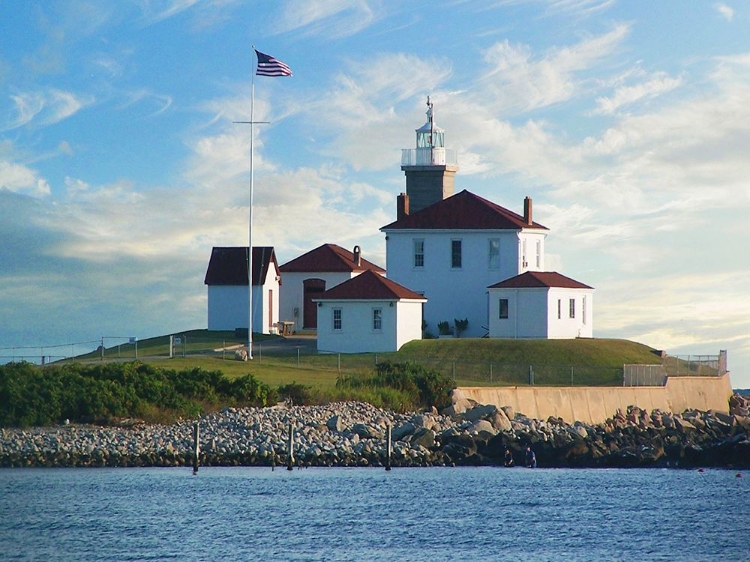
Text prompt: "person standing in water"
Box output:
[[504, 447, 514, 467], [525, 445, 537, 468]]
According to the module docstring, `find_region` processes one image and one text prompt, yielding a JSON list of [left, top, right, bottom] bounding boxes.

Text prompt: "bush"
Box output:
[[277, 382, 311, 406], [336, 361, 455, 411], [437, 321, 453, 336], [454, 318, 469, 338], [0, 362, 275, 427]]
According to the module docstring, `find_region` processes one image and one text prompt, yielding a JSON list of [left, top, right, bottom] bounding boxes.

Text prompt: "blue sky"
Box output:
[[1, 1, 749, 388]]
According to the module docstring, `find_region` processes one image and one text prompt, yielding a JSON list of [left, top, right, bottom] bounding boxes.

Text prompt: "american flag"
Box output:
[[255, 50, 292, 77]]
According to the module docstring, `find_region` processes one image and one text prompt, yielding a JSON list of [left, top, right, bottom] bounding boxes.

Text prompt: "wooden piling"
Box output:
[[287, 422, 294, 471], [385, 423, 392, 471], [192, 422, 200, 474]]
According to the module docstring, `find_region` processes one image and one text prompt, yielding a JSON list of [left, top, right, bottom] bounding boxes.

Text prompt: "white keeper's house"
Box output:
[[380, 97, 594, 339], [314, 270, 427, 353], [278, 243, 385, 333], [204, 246, 280, 334]]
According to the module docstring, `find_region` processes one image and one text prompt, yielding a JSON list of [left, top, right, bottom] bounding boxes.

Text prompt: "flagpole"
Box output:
[[248, 46, 256, 360], [235, 47, 289, 359]]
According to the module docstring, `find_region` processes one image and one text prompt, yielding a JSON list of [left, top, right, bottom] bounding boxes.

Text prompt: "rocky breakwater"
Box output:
[[439, 390, 750, 469], [1, 394, 749, 469], [0, 402, 458, 469]]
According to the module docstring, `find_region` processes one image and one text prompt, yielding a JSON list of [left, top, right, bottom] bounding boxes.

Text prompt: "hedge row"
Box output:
[[0, 362, 275, 427]]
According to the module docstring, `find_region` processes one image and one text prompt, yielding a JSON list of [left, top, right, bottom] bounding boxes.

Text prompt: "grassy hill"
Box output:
[[399, 338, 661, 368], [68, 331, 663, 389]]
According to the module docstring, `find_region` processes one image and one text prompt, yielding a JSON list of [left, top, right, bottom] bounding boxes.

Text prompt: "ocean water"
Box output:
[[0, 467, 747, 561]]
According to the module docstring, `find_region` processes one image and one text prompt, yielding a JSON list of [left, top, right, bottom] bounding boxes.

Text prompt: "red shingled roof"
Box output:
[[204, 247, 279, 286], [380, 190, 548, 231], [488, 271, 593, 290], [279, 243, 385, 274], [316, 270, 426, 301]]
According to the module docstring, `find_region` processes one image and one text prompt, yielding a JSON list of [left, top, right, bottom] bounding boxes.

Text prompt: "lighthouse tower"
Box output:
[[400, 96, 459, 214]]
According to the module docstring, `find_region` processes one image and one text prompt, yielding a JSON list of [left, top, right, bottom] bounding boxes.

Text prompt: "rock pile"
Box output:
[[1, 393, 748, 469]]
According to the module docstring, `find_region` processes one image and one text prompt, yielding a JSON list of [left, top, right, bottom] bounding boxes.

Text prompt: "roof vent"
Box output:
[[353, 245, 362, 267]]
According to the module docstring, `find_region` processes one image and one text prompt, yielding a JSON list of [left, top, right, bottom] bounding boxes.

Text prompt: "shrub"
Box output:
[[0, 362, 275, 427], [437, 321, 453, 336], [336, 361, 455, 411], [278, 382, 311, 406], [454, 318, 469, 338]]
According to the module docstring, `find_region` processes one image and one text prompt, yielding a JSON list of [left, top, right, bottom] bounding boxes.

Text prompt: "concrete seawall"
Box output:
[[458, 374, 734, 425]]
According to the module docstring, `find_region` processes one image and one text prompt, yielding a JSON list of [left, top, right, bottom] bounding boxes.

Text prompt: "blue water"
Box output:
[[1, 467, 747, 561]]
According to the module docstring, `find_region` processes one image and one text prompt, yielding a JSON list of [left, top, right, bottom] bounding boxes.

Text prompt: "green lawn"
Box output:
[[65, 330, 664, 389]]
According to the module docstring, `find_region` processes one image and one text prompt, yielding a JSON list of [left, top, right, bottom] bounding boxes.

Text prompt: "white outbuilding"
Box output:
[[204, 246, 280, 334], [487, 271, 594, 339], [314, 270, 427, 354], [278, 243, 385, 333]]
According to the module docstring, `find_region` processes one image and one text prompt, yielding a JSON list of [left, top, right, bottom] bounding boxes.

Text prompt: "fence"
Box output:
[[623, 364, 667, 387], [2, 337, 728, 389], [663, 352, 727, 377]]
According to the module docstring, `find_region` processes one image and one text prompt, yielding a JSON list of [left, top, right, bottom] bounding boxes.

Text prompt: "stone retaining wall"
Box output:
[[458, 374, 734, 425]]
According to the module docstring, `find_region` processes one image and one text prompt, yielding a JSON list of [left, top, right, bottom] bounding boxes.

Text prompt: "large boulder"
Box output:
[[326, 415, 344, 432], [446, 388, 476, 416], [491, 409, 512, 432], [463, 404, 498, 423], [411, 428, 436, 449], [392, 422, 416, 442], [470, 419, 497, 439]]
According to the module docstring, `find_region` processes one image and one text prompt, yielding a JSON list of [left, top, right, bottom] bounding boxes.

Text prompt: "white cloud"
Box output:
[[65, 176, 89, 196], [715, 3, 734, 21], [479, 24, 630, 113], [494, 0, 615, 18], [0, 161, 51, 197], [304, 53, 452, 170], [275, 0, 379, 38], [119, 89, 173, 116], [136, 0, 201, 25], [592, 72, 683, 115], [3, 89, 94, 131]]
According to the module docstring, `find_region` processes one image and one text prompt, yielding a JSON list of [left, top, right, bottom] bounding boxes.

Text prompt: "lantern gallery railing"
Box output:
[[401, 148, 457, 167]]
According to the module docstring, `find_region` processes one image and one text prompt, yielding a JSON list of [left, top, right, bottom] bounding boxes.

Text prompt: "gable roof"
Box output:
[[204, 247, 279, 286], [279, 243, 385, 274], [488, 271, 593, 290], [380, 189, 548, 231], [315, 270, 426, 301]]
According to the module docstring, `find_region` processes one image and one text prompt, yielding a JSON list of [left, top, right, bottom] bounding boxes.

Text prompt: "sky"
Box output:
[[1, 0, 749, 388]]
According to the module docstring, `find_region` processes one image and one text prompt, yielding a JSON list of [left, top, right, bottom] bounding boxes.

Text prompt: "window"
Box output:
[[451, 239, 462, 268], [582, 296, 587, 325], [499, 298, 509, 319], [557, 299, 562, 320], [413, 239, 424, 268], [569, 298, 575, 319], [522, 239, 527, 268], [373, 308, 382, 331], [535, 240, 541, 268], [333, 308, 342, 330], [488, 239, 500, 269]]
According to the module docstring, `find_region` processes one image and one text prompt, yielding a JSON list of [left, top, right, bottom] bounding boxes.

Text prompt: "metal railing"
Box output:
[[401, 148, 457, 166]]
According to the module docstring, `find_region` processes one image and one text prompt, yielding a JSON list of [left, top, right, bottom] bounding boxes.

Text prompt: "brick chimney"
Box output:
[[353, 245, 362, 267], [397, 193, 410, 221], [523, 196, 533, 226]]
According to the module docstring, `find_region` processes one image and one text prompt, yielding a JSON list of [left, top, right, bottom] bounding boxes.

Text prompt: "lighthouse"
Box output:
[[400, 96, 459, 213]]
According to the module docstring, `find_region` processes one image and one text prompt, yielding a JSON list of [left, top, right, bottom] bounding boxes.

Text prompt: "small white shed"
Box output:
[[204, 246, 280, 334], [314, 270, 427, 353], [488, 271, 594, 339]]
